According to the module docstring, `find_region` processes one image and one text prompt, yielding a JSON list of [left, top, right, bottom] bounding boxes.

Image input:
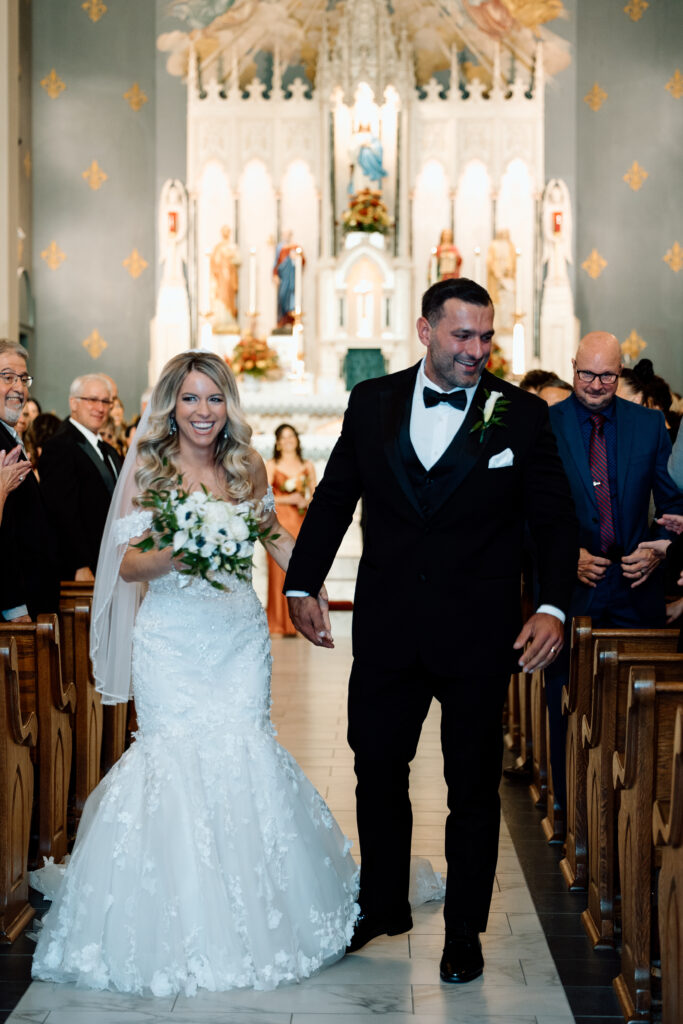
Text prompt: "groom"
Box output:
[[285, 278, 578, 982]]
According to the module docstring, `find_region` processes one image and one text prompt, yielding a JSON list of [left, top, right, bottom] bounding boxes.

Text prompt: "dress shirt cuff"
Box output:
[[284, 590, 310, 598], [536, 604, 565, 624], [2, 605, 29, 621]]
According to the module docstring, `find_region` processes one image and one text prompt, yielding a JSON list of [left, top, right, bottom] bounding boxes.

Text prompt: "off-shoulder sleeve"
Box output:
[[113, 509, 153, 545]]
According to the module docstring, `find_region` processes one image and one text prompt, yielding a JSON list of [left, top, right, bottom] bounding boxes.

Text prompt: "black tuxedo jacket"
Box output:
[[285, 365, 579, 678], [39, 419, 122, 579], [0, 420, 60, 618]]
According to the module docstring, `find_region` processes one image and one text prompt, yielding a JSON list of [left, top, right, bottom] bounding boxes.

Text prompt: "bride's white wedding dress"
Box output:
[[31, 502, 360, 996]]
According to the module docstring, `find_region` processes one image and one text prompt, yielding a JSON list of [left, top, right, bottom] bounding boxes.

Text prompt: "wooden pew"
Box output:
[[541, 688, 565, 844], [612, 667, 683, 1022], [0, 615, 76, 865], [59, 582, 102, 830], [561, 624, 678, 893], [0, 639, 37, 943], [529, 667, 547, 809], [504, 674, 521, 758], [652, 706, 683, 1024], [581, 636, 680, 950]]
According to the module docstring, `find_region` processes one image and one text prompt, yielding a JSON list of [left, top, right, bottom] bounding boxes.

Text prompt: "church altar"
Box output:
[[150, 0, 578, 393]]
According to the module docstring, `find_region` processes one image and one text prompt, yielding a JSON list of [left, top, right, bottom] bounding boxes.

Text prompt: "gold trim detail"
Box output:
[[41, 241, 66, 271], [621, 331, 647, 361], [624, 0, 648, 21], [581, 249, 607, 280], [623, 161, 648, 191], [666, 70, 683, 99], [82, 160, 108, 191], [82, 0, 107, 22], [40, 69, 66, 99], [23, 151, 32, 179], [82, 329, 108, 359], [123, 248, 148, 279], [663, 242, 683, 273], [124, 82, 148, 112], [584, 82, 607, 112]]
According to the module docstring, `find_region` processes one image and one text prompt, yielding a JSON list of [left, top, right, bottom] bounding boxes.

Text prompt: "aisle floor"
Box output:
[[6, 636, 575, 1024]]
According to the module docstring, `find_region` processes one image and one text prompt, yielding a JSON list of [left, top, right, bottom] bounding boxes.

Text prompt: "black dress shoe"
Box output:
[[439, 933, 484, 983], [502, 757, 532, 782], [346, 911, 413, 953]]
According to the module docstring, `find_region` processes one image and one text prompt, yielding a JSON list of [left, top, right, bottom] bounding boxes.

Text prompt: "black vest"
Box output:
[[397, 398, 467, 519]]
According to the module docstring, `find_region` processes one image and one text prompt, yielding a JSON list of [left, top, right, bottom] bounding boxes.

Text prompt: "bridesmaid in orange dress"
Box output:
[[266, 424, 317, 635]]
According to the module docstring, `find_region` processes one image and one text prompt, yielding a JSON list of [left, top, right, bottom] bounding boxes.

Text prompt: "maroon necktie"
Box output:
[[589, 413, 615, 554]]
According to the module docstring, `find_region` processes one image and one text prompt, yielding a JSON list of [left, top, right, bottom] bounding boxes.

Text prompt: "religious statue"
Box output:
[[273, 231, 305, 330], [542, 178, 573, 285], [348, 125, 388, 195], [210, 226, 241, 333], [159, 179, 188, 286], [486, 228, 517, 330], [434, 228, 462, 281]]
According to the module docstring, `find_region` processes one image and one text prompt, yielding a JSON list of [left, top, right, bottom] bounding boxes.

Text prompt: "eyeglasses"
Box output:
[[575, 370, 619, 385], [0, 371, 33, 388], [74, 396, 113, 408]]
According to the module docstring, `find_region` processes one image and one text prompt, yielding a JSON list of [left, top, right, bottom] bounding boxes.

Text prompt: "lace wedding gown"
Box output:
[[31, 501, 360, 997]]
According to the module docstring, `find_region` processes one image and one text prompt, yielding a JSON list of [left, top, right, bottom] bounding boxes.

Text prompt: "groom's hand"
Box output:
[[287, 595, 335, 648], [513, 612, 564, 673]]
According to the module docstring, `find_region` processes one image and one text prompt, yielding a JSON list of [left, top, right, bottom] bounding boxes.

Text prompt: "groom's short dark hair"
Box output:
[[422, 278, 492, 326]]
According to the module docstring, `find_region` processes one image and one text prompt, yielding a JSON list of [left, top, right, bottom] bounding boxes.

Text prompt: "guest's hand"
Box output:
[[514, 612, 564, 673], [74, 566, 95, 583], [0, 447, 28, 500], [317, 585, 332, 638], [656, 513, 683, 535], [287, 595, 334, 648], [666, 597, 683, 624], [8, 613, 31, 623], [621, 544, 663, 588], [577, 547, 610, 588]]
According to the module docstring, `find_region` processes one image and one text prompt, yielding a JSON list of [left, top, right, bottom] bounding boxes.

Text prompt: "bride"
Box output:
[[31, 352, 360, 996]]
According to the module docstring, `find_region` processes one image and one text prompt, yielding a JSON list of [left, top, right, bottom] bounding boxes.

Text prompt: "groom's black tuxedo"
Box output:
[[285, 364, 578, 932]]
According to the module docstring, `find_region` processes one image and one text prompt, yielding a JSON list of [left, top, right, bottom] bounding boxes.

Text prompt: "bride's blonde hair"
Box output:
[[134, 352, 253, 501]]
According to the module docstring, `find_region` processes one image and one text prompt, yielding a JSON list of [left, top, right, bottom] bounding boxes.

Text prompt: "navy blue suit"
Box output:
[[546, 394, 683, 804]]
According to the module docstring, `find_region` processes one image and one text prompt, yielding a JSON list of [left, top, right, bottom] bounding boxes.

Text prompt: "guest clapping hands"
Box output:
[[0, 446, 28, 522]]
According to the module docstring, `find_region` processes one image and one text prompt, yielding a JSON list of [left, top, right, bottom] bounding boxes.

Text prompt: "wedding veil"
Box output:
[[90, 401, 153, 704]]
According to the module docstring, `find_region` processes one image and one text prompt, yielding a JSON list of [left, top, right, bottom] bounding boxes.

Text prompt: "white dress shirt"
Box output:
[[69, 416, 104, 455], [410, 358, 477, 469]]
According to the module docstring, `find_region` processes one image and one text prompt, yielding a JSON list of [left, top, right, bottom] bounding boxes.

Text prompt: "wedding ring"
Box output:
[[550, 646, 556, 653]]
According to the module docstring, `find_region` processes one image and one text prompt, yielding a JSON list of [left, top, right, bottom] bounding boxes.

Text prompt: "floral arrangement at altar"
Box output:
[[342, 188, 393, 235], [486, 342, 510, 379], [227, 336, 280, 378]]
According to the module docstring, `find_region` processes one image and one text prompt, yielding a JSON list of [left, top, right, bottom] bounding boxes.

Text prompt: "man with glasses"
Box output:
[[0, 339, 60, 620], [40, 373, 123, 582], [543, 331, 683, 810]]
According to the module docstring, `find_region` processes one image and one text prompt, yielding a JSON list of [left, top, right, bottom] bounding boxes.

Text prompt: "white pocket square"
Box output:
[[488, 448, 514, 469]]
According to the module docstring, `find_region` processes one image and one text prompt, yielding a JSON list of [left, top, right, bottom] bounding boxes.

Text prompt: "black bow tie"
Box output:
[[423, 386, 467, 411]]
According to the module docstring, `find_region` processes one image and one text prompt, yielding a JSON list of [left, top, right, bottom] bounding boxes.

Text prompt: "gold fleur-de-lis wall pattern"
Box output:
[[123, 249, 149, 279], [666, 70, 683, 99], [124, 83, 148, 112], [624, 0, 649, 22], [82, 330, 108, 360], [621, 330, 647, 362], [41, 241, 66, 271], [82, 160, 108, 191], [581, 249, 607, 280], [583, 82, 607, 112], [664, 243, 683, 274], [82, 0, 107, 23], [622, 161, 648, 191], [40, 69, 66, 99]]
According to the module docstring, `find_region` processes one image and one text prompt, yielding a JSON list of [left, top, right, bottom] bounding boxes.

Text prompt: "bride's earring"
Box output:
[[169, 413, 177, 436], [223, 423, 229, 440]]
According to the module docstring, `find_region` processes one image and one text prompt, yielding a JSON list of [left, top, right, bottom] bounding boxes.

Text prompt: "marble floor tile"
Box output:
[[412, 982, 573, 1019], [291, 1015, 537, 1024], [173, 984, 413, 1015], [11, 984, 174, 1017]]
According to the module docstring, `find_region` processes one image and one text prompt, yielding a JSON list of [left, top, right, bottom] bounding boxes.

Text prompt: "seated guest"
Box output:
[[0, 339, 60, 620], [40, 373, 123, 582], [24, 396, 41, 422], [538, 377, 573, 406], [518, 368, 556, 394], [24, 412, 61, 477], [544, 332, 683, 809], [618, 358, 681, 440]]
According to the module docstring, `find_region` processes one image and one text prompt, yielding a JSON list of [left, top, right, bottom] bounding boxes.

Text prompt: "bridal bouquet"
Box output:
[[135, 482, 271, 589]]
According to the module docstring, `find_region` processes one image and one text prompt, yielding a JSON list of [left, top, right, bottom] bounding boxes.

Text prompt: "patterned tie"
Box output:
[[423, 386, 467, 410], [589, 413, 615, 554]]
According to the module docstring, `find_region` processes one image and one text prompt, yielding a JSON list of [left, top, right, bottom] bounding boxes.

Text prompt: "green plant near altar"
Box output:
[[227, 336, 279, 378], [486, 341, 510, 379], [342, 188, 393, 235]]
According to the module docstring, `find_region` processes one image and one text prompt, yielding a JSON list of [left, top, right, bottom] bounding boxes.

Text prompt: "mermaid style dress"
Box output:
[[31, 499, 359, 996]]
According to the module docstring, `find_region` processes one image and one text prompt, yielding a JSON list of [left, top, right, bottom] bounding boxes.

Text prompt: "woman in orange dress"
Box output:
[[266, 424, 316, 635]]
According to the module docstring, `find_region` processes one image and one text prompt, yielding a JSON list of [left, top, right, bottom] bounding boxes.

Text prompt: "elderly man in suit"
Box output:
[[544, 331, 683, 809], [285, 278, 578, 983], [0, 339, 60, 620], [40, 373, 122, 582]]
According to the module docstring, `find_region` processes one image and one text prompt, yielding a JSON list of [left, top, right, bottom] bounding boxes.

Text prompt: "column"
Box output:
[[0, 0, 19, 339]]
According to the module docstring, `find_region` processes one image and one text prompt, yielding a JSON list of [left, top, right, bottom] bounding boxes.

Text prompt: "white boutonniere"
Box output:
[[471, 389, 510, 444]]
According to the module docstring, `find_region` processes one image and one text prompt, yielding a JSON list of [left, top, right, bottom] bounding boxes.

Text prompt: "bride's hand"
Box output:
[[317, 585, 332, 639]]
